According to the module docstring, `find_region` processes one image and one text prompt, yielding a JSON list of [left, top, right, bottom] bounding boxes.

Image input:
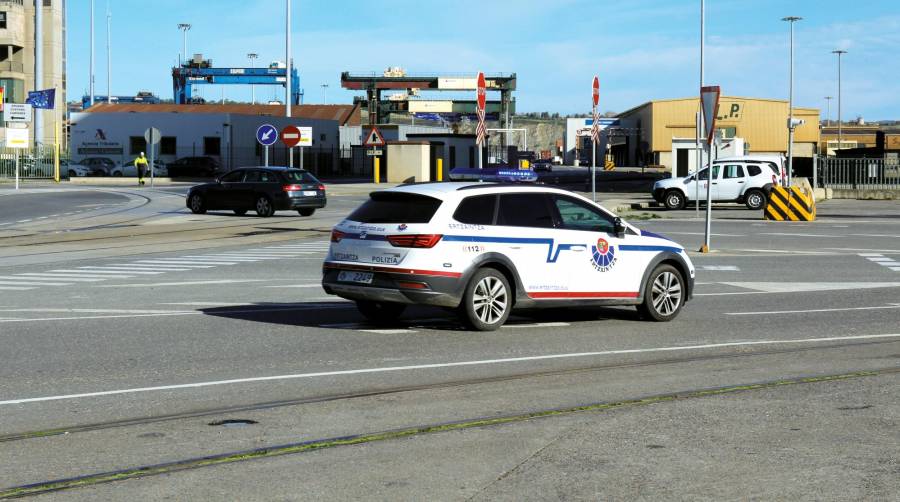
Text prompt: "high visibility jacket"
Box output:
[[135, 156, 149, 167]]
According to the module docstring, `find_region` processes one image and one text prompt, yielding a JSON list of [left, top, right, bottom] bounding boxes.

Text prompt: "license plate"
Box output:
[[302, 190, 317, 196], [337, 271, 373, 284]]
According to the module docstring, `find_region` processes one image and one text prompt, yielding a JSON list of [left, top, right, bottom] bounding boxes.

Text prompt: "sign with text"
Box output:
[[5, 103, 32, 123], [7, 127, 29, 148]]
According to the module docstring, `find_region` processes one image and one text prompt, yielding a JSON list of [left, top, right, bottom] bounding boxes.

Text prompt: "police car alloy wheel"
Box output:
[[189, 193, 206, 214], [638, 264, 684, 322], [664, 190, 685, 210], [460, 268, 511, 331]]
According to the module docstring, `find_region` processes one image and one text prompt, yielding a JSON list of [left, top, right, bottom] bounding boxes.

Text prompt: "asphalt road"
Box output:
[[0, 185, 898, 500]]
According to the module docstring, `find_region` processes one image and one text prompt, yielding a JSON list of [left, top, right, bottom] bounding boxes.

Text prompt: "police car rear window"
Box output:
[[348, 192, 443, 224], [454, 195, 496, 225]]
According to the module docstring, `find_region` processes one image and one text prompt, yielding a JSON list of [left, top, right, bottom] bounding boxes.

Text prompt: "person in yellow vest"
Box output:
[[134, 152, 149, 186]]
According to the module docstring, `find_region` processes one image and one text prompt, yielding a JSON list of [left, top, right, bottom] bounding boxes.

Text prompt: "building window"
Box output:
[[320, 133, 326, 143], [130, 136, 147, 155], [0, 12, 6, 30], [160, 137, 176, 155], [204, 137, 221, 156], [43, 0, 52, 6]]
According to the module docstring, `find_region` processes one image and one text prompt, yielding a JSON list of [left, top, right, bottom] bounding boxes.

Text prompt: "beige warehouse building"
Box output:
[[611, 96, 820, 176]]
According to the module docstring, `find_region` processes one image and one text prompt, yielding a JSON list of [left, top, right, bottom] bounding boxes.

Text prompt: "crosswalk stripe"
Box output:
[[20, 273, 133, 279], [140, 260, 238, 265], [77, 267, 165, 275], [106, 265, 195, 271], [131, 262, 218, 268], [7, 275, 106, 282], [0, 286, 37, 290], [183, 256, 262, 262], [231, 252, 307, 256], [0, 280, 72, 286]]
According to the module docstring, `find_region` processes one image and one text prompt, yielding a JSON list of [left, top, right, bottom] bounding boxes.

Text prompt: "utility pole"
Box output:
[[285, 0, 292, 118], [696, 0, 704, 218], [247, 53, 258, 104], [321, 83, 329, 105], [34, 0, 43, 145], [832, 50, 847, 152], [783, 16, 801, 186], [106, 3, 112, 104], [177, 23, 191, 65], [89, 0, 94, 107]]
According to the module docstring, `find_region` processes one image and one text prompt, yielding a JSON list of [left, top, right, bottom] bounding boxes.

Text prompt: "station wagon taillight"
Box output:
[[283, 184, 303, 192], [387, 234, 443, 248], [318, 184, 326, 191], [331, 229, 346, 243]]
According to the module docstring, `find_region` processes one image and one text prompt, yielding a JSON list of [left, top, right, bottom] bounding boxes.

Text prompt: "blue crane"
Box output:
[[172, 58, 302, 105]]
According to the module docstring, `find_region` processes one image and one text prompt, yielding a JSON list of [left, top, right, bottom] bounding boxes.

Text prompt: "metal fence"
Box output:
[[820, 157, 900, 190], [0, 146, 61, 182]]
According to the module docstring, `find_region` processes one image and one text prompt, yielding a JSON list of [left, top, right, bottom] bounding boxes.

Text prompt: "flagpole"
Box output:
[[34, 0, 44, 146]]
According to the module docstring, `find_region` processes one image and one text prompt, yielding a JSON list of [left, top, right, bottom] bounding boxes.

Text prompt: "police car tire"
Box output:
[[189, 193, 206, 214], [637, 264, 685, 322], [745, 189, 766, 210], [664, 190, 686, 210], [459, 267, 512, 331], [357, 300, 406, 325]]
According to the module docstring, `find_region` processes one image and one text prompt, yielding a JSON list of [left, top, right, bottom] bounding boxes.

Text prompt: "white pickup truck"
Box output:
[[652, 156, 785, 210]]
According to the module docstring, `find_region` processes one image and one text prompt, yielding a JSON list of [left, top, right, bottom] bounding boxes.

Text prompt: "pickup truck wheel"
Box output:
[[664, 190, 686, 210], [745, 189, 766, 210]]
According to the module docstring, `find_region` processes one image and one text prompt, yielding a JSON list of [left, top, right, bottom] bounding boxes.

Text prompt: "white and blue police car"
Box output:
[[323, 182, 695, 331]]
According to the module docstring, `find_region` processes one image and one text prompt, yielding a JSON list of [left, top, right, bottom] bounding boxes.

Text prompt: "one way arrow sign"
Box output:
[[363, 127, 386, 147]]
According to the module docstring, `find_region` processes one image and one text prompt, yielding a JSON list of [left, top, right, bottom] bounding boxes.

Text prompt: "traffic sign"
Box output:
[[592, 76, 600, 107], [144, 127, 161, 145], [297, 127, 313, 147], [281, 125, 302, 147], [6, 128, 28, 148], [256, 124, 278, 146], [5, 103, 32, 123], [476, 72, 486, 113], [366, 149, 383, 156], [363, 127, 386, 147], [701, 85, 721, 145], [476, 71, 487, 147]]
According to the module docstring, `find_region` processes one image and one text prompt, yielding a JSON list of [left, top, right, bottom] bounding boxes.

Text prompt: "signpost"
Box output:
[[364, 126, 386, 183], [6, 104, 32, 123], [700, 85, 721, 253], [475, 72, 486, 169], [281, 125, 300, 168], [591, 76, 600, 201], [7, 128, 28, 190], [256, 124, 278, 167], [144, 127, 160, 187]]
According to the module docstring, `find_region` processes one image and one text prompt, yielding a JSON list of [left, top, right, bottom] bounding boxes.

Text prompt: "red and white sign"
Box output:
[[281, 125, 301, 147], [363, 127, 386, 147], [592, 76, 600, 107], [591, 76, 600, 143], [476, 71, 487, 146], [701, 85, 721, 145]]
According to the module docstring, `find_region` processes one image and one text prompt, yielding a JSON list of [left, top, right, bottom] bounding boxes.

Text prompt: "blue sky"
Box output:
[[68, 0, 900, 120]]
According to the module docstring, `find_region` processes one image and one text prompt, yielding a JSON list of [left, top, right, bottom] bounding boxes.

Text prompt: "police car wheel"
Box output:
[[745, 189, 766, 210], [255, 196, 274, 217], [357, 300, 406, 325], [189, 193, 206, 214], [664, 190, 686, 210], [460, 268, 511, 331], [638, 265, 684, 322]]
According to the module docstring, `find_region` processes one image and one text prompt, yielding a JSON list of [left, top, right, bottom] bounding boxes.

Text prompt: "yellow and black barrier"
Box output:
[[764, 185, 816, 221], [603, 160, 615, 171]]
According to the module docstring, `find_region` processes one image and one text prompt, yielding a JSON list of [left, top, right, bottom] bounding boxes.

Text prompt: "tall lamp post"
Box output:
[[321, 83, 329, 104], [247, 53, 258, 104], [824, 96, 833, 127], [831, 50, 847, 152], [285, 0, 292, 118], [106, 5, 112, 104], [89, 0, 94, 107], [177, 23, 192, 65], [782, 16, 801, 187]]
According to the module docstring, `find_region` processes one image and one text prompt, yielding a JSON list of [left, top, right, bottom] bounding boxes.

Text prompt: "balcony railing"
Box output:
[[0, 61, 24, 73]]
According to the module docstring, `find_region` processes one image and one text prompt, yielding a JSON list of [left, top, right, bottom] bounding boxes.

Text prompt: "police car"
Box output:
[[322, 182, 695, 331]]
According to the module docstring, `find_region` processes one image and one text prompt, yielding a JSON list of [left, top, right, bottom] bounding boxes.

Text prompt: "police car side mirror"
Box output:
[[614, 217, 626, 239]]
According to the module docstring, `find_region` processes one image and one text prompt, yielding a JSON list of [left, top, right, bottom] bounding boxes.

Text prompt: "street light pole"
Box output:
[[247, 53, 258, 104], [824, 96, 833, 127], [177, 23, 191, 65], [34, 0, 43, 145], [89, 0, 94, 107], [321, 83, 329, 105], [285, 0, 292, 118], [106, 4, 112, 104], [832, 50, 847, 152], [782, 16, 801, 187], [696, 0, 704, 218]]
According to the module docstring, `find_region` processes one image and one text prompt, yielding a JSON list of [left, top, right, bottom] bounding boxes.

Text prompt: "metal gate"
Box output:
[[0, 146, 60, 182], [820, 157, 900, 190]]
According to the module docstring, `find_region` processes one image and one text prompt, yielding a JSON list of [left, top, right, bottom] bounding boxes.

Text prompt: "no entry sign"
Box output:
[[282, 125, 302, 147]]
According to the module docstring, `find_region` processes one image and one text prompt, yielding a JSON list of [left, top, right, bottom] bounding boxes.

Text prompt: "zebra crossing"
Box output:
[[0, 241, 330, 291], [859, 253, 900, 272]]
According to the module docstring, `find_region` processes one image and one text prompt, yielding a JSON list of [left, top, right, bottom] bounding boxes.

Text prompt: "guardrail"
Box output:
[[821, 158, 900, 190]]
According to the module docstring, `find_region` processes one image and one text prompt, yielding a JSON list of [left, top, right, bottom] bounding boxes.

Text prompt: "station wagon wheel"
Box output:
[[255, 196, 274, 217], [459, 267, 511, 331], [189, 193, 206, 214], [637, 264, 684, 322], [745, 189, 766, 210], [298, 208, 315, 216]]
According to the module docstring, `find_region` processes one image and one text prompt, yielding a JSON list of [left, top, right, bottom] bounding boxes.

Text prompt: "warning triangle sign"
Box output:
[[363, 127, 386, 147], [700, 85, 720, 145]]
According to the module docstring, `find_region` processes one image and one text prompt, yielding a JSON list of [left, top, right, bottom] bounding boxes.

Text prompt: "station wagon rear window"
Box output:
[[348, 192, 443, 224], [282, 170, 319, 183]]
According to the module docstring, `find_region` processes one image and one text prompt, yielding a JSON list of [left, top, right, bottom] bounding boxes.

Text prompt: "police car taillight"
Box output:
[[330, 229, 346, 243], [387, 234, 443, 248]]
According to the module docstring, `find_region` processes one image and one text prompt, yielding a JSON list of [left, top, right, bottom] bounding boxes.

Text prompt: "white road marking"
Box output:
[[891, 267, 900, 272], [851, 234, 900, 238], [660, 231, 745, 237], [502, 322, 571, 329], [138, 259, 238, 265], [719, 282, 900, 294], [699, 266, 741, 271], [835, 248, 900, 254], [0, 286, 36, 291], [726, 305, 900, 315], [130, 262, 216, 268], [21, 272, 134, 279], [106, 265, 195, 271], [0, 275, 103, 283], [0, 303, 353, 324], [868, 257, 893, 262], [266, 284, 322, 289], [360, 329, 416, 334], [731, 249, 834, 255], [183, 256, 263, 262], [0, 280, 72, 286], [96, 279, 267, 288], [76, 267, 165, 275], [4, 332, 900, 406]]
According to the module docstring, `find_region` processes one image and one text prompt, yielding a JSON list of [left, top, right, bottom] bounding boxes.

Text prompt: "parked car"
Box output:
[[533, 159, 553, 172], [79, 157, 120, 176], [323, 182, 695, 331], [186, 166, 326, 217], [167, 156, 220, 177], [121, 158, 168, 177], [62, 160, 90, 178], [651, 159, 781, 210]]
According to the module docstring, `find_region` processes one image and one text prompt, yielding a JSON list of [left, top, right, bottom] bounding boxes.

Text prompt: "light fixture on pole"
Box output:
[[831, 50, 847, 152], [321, 83, 329, 105], [177, 23, 192, 65], [782, 15, 802, 187], [247, 53, 258, 104]]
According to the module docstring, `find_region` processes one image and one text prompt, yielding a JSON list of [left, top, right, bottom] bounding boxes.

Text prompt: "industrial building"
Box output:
[[0, 0, 65, 144], [604, 96, 820, 176]]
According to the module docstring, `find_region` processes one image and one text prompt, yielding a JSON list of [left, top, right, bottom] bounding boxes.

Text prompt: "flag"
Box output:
[[0, 86, 4, 112], [26, 89, 56, 110]]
